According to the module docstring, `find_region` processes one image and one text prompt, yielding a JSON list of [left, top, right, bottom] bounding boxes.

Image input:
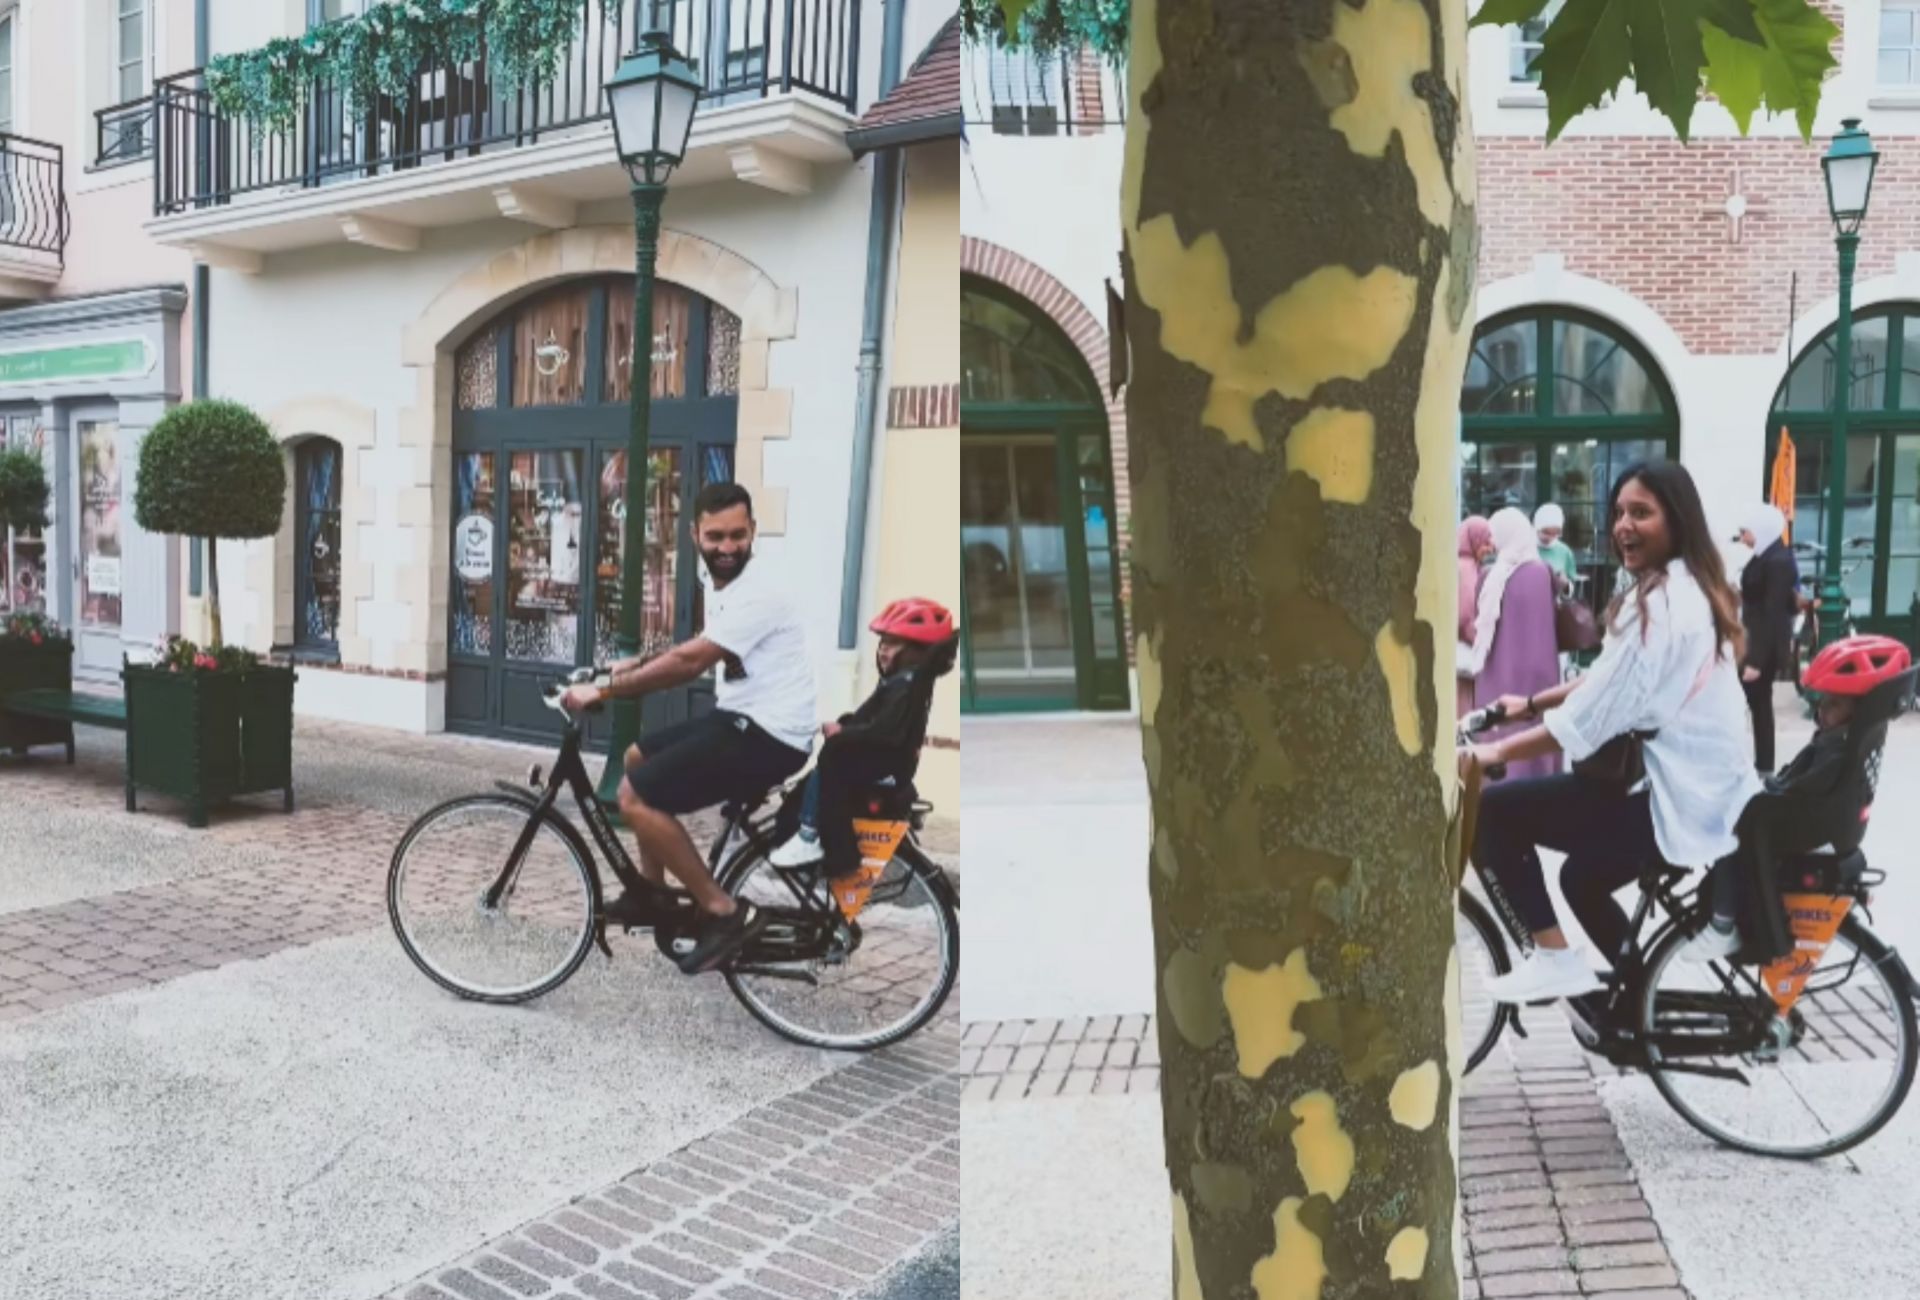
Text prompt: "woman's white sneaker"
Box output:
[[769, 834, 824, 868], [1483, 946, 1605, 1003]]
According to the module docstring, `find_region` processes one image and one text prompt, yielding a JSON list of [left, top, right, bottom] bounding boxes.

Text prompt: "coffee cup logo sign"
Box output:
[[455, 514, 494, 583]]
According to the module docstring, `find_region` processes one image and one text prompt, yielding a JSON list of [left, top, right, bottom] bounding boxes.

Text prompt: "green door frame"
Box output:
[[962, 404, 1129, 713], [1461, 308, 1680, 622], [1770, 303, 1920, 649]]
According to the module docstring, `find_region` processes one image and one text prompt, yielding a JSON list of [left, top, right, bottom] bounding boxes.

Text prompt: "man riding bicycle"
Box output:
[[560, 482, 815, 973]]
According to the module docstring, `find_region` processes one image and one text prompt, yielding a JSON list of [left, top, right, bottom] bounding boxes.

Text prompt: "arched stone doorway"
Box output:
[[446, 274, 742, 744], [1768, 303, 1920, 643], [1460, 306, 1679, 613], [960, 274, 1128, 713]]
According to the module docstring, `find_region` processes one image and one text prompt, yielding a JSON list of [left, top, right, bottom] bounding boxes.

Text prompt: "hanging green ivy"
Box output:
[[207, 0, 591, 135], [960, 0, 1128, 63]]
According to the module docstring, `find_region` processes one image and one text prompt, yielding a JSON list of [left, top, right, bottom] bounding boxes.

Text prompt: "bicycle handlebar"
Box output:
[[1458, 703, 1508, 782], [542, 666, 614, 719]]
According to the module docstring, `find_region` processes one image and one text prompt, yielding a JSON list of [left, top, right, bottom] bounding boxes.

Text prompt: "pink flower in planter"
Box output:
[[29, 633, 41, 645], [194, 653, 219, 671]]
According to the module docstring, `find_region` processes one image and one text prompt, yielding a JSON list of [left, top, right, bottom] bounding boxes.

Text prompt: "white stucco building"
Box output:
[[107, 0, 962, 803]]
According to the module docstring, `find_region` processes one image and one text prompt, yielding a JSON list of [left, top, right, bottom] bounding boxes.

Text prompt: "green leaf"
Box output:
[[1627, 0, 1707, 140], [1468, 0, 1553, 30], [1534, 0, 1634, 142], [999, 0, 1034, 36], [1702, 20, 1767, 131], [1696, 0, 1764, 45], [1752, 0, 1840, 139]]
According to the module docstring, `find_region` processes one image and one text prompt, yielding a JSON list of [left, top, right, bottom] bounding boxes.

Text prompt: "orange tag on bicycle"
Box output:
[[832, 819, 910, 919], [1761, 894, 1854, 1015]]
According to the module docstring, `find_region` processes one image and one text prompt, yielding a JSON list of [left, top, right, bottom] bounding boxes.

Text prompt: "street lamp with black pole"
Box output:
[[1817, 118, 1880, 651], [597, 31, 703, 804]]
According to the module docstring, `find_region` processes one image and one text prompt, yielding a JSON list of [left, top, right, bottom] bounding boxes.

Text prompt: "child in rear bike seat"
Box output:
[[768, 598, 957, 875], [1680, 635, 1910, 963]]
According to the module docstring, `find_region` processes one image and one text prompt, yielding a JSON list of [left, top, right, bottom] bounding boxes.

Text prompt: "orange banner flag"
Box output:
[[1771, 427, 1798, 545]]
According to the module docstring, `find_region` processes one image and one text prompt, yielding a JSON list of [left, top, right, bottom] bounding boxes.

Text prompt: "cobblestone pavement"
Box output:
[[960, 1010, 1691, 1299], [0, 716, 959, 1298]]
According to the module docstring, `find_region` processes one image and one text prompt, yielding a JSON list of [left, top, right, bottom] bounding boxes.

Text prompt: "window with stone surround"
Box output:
[[1880, 2, 1920, 85], [1508, 0, 1564, 84]]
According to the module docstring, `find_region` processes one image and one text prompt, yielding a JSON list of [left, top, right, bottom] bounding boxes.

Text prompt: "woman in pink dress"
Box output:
[[1459, 508, 1562, 780], [1457, 516, 1495, 718]]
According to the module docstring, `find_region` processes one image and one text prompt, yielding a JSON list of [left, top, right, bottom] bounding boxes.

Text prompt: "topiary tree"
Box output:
[[135, 399, 286, 649], [0, 444, 50, 535]]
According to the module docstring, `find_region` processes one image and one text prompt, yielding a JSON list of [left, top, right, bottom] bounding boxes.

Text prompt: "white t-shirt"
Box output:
[[1544, 560, 1763, 867], [700, 558, 817, 754]]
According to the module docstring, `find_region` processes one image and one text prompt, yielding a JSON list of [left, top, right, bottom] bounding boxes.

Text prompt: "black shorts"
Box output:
[[627, 710, 809, 815]]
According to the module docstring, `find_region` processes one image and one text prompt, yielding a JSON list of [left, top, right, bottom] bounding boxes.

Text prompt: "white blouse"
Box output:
[[1544, 560, 1762, 868]]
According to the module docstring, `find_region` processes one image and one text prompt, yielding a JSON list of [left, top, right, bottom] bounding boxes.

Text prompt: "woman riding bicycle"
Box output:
[[1467, 461, 1761, 1004]]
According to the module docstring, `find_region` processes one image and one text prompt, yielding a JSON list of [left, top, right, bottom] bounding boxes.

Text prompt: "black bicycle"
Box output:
[[387, 669, 960, 1051], [1455, 702, 1918, 1159]]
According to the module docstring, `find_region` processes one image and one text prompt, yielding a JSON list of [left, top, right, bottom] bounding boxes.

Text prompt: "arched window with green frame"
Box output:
[[1460, 307, 1679, 609], [1769, 303, 1920, 641], [960, 275, 1129, 714]]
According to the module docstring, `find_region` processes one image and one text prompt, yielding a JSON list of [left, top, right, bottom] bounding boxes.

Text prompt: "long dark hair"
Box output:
[[1606, 460, 1744, 660]]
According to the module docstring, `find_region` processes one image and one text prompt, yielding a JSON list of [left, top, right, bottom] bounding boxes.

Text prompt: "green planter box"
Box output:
[[0, 637, 74, 757], [123, 661, 297, 828]]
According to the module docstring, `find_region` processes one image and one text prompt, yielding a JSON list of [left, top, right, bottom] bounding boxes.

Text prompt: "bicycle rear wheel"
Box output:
[[1458, 890, 1513, 1075], [1641, 914, 1919, 1159], [389, 795, 599, 1004], [722, 838, 959, 1051]]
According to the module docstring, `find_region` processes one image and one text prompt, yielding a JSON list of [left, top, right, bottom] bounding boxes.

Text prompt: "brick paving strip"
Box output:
[[962, 1011, 1692, 1300], [383, 1032, 959, 1300], [0, 739, 956, 1023]]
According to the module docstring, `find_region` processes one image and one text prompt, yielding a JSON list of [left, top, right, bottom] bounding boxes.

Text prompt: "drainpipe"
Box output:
[[188, 0, 211, 604], [836, 0, 910, 650]]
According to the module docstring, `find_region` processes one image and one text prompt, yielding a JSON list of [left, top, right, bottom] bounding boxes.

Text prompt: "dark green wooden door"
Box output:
[[447, 276, 740, 746]]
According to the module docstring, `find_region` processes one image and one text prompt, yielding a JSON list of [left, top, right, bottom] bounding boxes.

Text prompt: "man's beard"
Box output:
[[703, 545, 752, 581]]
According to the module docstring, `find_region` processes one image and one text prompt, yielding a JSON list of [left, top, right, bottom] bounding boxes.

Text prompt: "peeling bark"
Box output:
[[1123, 0, 1478, 1295]]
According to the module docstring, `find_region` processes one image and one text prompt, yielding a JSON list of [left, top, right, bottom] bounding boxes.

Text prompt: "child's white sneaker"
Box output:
[[1677, 920, 1741, 965], [769, 833, 824, 868]]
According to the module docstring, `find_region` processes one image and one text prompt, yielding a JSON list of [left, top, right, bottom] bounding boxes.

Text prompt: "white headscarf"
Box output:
[[1459, 508, 1540, 677], [1745, 503, 1787, 552], [1534, 502, 1565, 534]]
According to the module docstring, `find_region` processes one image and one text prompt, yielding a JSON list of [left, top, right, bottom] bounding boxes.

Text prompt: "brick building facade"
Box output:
[[963, 2, 1920, 715]]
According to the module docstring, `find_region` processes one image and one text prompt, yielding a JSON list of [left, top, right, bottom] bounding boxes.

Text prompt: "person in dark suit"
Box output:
[[1739, 503, 1799, 773]]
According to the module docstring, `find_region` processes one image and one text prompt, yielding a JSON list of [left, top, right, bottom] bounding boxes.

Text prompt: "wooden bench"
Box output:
[[3, 688, 136, 811]]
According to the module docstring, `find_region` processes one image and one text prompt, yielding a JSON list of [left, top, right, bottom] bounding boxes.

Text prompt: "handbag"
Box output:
[[1555, 597, 1601, 654], [1572, 730, 1656, 788], [1571, 647, 1718, 789]]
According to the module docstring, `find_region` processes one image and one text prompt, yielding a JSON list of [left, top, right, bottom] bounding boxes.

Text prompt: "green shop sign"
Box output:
[[0, 338, 153, 387]]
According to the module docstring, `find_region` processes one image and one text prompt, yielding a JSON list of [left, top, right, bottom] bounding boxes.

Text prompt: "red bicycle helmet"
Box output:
[[870, 597, 955, 645], [1803, 634, 1912, 697]]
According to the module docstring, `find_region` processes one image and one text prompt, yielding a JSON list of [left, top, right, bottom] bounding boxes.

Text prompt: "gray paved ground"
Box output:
[[959, 700, 1920, 1299], [0, 714, 958, 1300]]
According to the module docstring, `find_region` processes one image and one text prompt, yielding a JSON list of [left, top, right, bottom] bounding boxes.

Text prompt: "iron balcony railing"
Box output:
[[96, 96, 156, 168], [962, 42, 1126, 135], [154, 0, 860, 216], [0, 134, 69, 263]]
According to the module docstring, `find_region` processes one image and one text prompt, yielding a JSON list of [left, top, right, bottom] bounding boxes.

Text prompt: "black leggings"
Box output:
[[1744, 675, 1775, 773], [1474, 775, 1662, 963]]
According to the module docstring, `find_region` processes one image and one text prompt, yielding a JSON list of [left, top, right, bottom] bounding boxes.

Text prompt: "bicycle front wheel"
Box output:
[[389, 795, 599, 1004], [723, 839, 959, 1051], [1641, 914, 1919, 1159], [1458, 889, 1513, 1076]]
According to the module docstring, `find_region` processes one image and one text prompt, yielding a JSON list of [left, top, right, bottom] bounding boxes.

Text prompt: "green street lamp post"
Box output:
[[1816, 118, 1880, 650], [597, 30, 703, 804]]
